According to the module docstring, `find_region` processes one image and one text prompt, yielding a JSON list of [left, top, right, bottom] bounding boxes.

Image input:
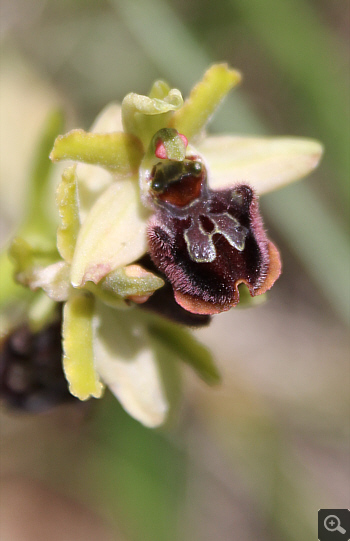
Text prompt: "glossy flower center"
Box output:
[[150, 159, 204, 207]]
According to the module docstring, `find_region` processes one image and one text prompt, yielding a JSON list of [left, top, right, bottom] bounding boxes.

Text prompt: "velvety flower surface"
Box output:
[[147, 156, 281, 314], [2, 64, 323, 427]]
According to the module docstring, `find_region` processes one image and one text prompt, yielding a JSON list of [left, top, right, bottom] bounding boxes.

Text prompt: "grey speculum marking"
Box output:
[[149, 157, 249, 264], [184, 212, 248, 263]]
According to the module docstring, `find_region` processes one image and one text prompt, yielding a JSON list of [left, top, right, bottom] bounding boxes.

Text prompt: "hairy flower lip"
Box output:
[[136, 255, 211, 327], [173, 240, 281, 315], [147, 183, 282, 315]]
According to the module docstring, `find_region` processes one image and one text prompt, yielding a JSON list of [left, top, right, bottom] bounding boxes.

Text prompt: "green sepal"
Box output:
[[147, 316, 221, 386], [50, 130, 144, 175], [169, 64, 241, 141], [62, 293, 104, 400], [56, 165, 80, 263]]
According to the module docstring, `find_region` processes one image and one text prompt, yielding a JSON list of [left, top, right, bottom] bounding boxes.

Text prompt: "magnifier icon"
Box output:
[[324, 515, 346, 534]]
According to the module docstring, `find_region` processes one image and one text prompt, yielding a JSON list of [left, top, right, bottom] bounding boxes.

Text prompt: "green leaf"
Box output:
[[62, 293, 104, 400], [148, 317, 220, 385], [56, 166, 80, 262], [50, 130, 144, 175], [169, 63, 241, 141]]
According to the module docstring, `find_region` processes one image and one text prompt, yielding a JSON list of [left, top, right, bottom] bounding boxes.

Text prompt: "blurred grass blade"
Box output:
[[0, 251, 31, 308], [88, 394, 188, 541], [24, 110, 64, 235], [230, 0, 350, 201], [112, 0, 259, 132], [262, 183, 350, 324]]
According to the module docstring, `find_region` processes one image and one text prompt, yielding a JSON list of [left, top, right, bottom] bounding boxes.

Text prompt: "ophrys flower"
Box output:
[[5, 64, 323, 426]]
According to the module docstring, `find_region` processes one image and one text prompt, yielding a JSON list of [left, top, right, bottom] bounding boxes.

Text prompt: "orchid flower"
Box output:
[[5, 64, 323, 427]]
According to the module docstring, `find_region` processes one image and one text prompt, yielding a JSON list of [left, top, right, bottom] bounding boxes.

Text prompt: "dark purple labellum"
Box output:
[[147, 157, 281, 315], [137, 255, 211, 327]]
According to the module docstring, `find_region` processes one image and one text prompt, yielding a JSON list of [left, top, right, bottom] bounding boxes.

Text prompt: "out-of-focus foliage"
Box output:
[[0, 1, 349, 541]]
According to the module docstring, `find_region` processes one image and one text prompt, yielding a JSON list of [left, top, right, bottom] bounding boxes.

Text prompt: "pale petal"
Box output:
[[93, 303, 169, 427], [75, 162, 114, 223], [90, 102, 123, 133], [74, 103, 125, 221], [30, 261, 70, 301], [197, 135, 323, 194], [70, 179, 149, 287]]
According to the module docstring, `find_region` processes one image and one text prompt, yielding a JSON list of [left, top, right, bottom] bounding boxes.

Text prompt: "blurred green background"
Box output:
[[0, 1, 349, 540]]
